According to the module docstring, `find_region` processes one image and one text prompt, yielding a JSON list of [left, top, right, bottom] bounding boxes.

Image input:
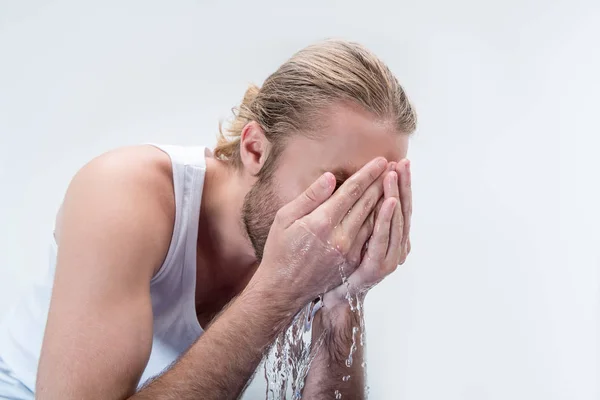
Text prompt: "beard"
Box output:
[[241, 170, 283, 262]]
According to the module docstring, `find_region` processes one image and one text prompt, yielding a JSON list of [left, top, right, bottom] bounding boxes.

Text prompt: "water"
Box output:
[[338, 263, 369, 399], [264, 262, 369, 399], [264, 300, 325, 400], [345, 326, 359, 367], [358, 296, 369, 398]]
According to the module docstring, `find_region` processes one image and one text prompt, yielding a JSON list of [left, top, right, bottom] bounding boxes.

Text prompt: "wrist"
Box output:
[[322, 288, 366, 322], [249, 262, 325, 315], [318, 302, 359, 333], [242, 275, 302, 330]]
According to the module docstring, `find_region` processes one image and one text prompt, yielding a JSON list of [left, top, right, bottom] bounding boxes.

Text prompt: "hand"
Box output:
[[249, 157, 394, 311], [322, 159, 412, 311]]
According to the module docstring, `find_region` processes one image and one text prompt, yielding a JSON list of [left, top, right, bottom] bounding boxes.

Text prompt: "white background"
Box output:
[[0, 1, 598, 399]]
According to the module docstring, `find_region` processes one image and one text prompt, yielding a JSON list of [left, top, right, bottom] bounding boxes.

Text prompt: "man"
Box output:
[[0, 39, 416, 399]]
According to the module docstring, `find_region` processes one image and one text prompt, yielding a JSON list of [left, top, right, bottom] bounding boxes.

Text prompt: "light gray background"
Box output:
[[0, 1, 598, 399]]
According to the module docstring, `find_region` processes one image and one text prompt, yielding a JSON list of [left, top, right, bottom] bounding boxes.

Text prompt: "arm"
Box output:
[[305, 301, 367, 399], [139, 157, 397, 399], [38, 147, 300, 400], [303, 160, 412, 399], [135, 282, 293, 399], [38, 148, 390, 400], [38, 147, 301, 400], [37, 147, 175, 399]]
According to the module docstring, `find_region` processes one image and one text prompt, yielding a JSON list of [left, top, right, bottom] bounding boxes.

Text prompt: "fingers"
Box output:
[[396, 160, 412, 264], [365, 197, 396, 263], [339, 163, 394, 244], [276, 172, 335, 227], [345, 211, 375, 268], [384, 163, 398, 199], [371, 196, 385, 228], [311, 157, 387, 228], [336, 196, 396, 298], [322, 161, 411, 303], [384, 171, 404, 265]]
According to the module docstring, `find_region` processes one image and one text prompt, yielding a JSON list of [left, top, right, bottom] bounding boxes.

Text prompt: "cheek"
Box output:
[[278, 182, 303, 206], [274, 174, 319, 206]]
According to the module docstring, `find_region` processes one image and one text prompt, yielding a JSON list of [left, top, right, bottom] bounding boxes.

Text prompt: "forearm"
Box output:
[[303, 302, 366, 399], [133, 284, 294, 400]]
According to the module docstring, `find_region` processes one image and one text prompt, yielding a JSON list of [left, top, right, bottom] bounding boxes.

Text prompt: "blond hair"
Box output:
[[214, 39, 417, 170]]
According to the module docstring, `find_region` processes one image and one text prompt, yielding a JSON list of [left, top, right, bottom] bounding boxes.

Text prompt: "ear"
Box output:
[[239, 121, 269, 176]]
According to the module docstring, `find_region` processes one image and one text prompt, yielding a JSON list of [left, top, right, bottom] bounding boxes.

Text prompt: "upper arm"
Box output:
[[37, 146, 175, 400]]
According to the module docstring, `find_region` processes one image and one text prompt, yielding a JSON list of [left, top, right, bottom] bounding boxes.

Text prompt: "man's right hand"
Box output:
[[251, 157, 394, 310]]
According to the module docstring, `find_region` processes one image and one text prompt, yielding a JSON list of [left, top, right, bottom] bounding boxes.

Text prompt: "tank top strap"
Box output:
[[145, 144, 208, 285], [150, 144, 210, 168]]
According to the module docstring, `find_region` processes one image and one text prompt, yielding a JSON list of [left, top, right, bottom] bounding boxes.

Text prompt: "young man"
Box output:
[[0, 39, 416, 399]]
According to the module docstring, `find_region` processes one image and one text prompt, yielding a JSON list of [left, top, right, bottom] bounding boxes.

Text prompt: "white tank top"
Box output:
[[0, 144, 209, 392]]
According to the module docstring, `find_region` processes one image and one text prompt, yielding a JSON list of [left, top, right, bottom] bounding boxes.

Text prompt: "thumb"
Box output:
[[276, 172, 335, 227]]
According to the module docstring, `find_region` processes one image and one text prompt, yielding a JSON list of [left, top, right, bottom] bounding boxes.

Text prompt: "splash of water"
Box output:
[[264, 299, 324, 400], [264, 260, 369, 399], [356, 291, 369, 398], [337, 262, 369, 398]]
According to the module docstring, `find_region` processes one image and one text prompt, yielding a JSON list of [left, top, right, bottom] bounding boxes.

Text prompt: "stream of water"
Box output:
[[263, 264, 369, 400], [264, 299, 325, 400]]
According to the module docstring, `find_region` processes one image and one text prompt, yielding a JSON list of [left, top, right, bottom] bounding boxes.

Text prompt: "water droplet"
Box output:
[[342, 375, 351, 382], [335, 389, 342, 399]]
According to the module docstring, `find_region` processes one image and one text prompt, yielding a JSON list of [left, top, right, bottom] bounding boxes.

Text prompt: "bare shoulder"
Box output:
[[75, 144, 174, 194], [55, 145, 176, 277]]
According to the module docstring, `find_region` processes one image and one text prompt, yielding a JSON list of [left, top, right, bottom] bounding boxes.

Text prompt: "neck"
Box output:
[[197, 157, 258, 294]]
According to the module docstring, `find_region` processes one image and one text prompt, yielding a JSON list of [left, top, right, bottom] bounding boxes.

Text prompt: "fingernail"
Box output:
[[391, 171, 397, 183], [377, 159, 387, 169], [319, 172, 333, 188]]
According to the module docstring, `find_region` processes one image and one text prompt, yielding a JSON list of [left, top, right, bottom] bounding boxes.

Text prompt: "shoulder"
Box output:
[[77, 145, 174, 189], [55, 145, 176, 275]]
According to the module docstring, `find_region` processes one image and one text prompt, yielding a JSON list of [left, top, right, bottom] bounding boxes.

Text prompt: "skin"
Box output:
[[36, 101, 411, 399]]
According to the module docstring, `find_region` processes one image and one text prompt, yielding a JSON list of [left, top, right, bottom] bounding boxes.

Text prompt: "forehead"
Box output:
[[282, 102, 409, 176]]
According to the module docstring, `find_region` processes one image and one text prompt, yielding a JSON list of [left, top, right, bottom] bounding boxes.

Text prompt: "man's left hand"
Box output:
[[320, 159, 412, 320]]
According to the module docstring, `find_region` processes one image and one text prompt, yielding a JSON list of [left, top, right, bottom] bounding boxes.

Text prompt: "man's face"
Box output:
[[242, 103, 409, 260]]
